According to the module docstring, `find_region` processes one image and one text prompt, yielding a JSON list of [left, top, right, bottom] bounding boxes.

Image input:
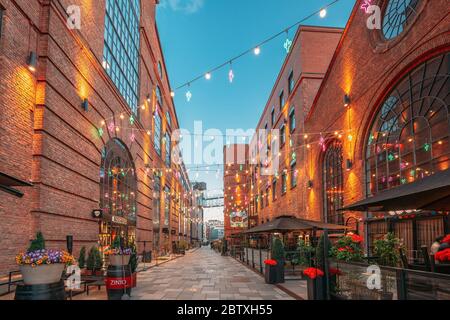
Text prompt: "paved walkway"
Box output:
[[131, 247, 295, 300]]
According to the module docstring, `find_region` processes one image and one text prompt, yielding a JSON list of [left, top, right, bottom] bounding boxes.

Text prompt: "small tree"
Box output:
[[271, 238, 285, 262], [374, 232, 401, 267], [28, 231, 46, 252], [316, 234, 332, 269], [128, 240, 138, 273], [78, 246, 86, 269], [87, 246, 102, 272]]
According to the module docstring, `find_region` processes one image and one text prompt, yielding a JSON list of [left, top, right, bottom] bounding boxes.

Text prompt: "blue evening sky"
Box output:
[[156, 0, 355, 220]]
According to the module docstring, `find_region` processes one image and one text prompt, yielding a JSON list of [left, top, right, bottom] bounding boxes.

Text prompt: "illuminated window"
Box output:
[[382, 0, 420, 40], [165, 132, 171, 167], [272, 178, 277, 201], [281, 171, 287, 195], [271, 107, 275, 126], [279, 90, 284, 111], [280, 124, 286, 146], [288, 70, 294, 94], [164, 186, 170, 226], [366, 53, 450, 195], [103, 0, 140, 113], [290, 161, 297, 189], [289, 107, 296, 133], [323, 140, 344, 225], [154, 111, 162, 156], [153, 175, 161, 250], [156, 85, 163, 107], [100, 139, 137, 222]]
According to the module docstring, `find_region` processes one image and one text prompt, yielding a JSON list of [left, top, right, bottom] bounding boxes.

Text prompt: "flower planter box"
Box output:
[[264, 265, 278, 284], [20, 264, 65, 286], [109, 255, 131, 266], [131, 272, 137, 288], [306, 277, 326, 300]]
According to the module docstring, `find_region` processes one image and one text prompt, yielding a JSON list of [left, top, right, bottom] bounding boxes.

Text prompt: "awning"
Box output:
[[0, 171, 33, 198], [340, 169, 450, 212], [241, 215, 349, 234]]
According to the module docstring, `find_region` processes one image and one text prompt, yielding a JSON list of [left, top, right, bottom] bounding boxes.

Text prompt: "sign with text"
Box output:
[[230, 212, 248, 229]]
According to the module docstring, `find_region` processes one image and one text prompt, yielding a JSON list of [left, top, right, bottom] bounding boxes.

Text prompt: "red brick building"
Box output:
[[223, 144, 250, 239], [0, 0, 193, 274], [235, 0, 449, 257], [243, 25, 343, 227]]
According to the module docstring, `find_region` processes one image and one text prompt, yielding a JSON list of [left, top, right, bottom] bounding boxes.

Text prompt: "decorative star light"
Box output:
[[130, 133, 136, 142], [98, 127, 104, 137], [129, 115, 135, 125], [423, 143, 431, 152], [186, 90, 192, 102], [228, 69, 234, 83], [319, 135, 326, 152], [284, 38, 293, 54], [388, 153, 395, 162], [361, 0, 373, 13]]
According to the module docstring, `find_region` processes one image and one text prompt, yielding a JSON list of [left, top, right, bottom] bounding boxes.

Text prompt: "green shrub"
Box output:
[[78, 246, 86, 269], [87, 246, 102, 271], [316, 234, 332, 269], [28, 232, 46, 252], [295, 239, 314, 267], [331, 234, 364, 262], [271, 238, 285, 262], [128, 240, 138, 273], [374, 232, 401, 267]]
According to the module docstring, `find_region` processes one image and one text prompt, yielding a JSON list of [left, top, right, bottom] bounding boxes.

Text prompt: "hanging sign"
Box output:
[[112, 215, 128, 225]]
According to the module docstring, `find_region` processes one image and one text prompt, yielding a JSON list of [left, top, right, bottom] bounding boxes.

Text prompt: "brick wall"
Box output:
[[0, 0, 189, 274]]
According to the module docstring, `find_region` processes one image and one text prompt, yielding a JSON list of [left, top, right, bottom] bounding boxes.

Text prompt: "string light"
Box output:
[[205, 72, 211, 80], [228, 64, 234, 83], [253, 46, 261, 56], [319, 8, 327, 18]]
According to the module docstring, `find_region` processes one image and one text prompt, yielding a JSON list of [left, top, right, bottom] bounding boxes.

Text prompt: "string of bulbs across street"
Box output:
[[96, 0, 340, 132]]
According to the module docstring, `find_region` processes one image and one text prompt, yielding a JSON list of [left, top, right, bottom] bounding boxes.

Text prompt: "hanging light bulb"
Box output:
[[319, 8, 327, 18], [228, 68, 234, 83], [170, 91, 175, 97], [205, 72, 211, 80], [254, 46, 261, 55], [186, 90, 192, 102]]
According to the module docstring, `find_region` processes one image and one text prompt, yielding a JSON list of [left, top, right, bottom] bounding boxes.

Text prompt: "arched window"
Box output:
[[100, 139, 137, 221], [366, 52, 450, 196], [382, 0, 420, 40], [103, 0, 140, 113], [323, 140, 344, 225]]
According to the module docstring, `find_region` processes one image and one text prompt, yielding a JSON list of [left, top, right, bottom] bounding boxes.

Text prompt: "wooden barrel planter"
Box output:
[[105, 265, 132, 300], [15, 280, 65, 300]]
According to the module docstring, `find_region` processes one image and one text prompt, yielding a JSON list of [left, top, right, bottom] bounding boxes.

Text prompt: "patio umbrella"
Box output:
[[340, 169, 450, 212], [241, 215, 349, 234]]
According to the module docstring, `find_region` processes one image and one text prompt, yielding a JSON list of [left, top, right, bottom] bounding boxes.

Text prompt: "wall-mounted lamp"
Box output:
[[344, 94, 351, 108], [146, 94, 151, 103], [346, 159, 353, 171], [307, 180, 314, 189], [27, 51, 37, 72], [81, 98, 89, 111]]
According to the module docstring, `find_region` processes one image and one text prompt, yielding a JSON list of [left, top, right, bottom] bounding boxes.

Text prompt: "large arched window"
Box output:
[[382, 0, 420, 40], [100, 139, 137, 221], [103, 0, 140, 113], [323, 140, 344, 225], [366, 52, 450, 196]]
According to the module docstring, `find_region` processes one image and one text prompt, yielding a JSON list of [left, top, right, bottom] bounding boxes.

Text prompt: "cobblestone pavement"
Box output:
[[131, 247, 295, 300]]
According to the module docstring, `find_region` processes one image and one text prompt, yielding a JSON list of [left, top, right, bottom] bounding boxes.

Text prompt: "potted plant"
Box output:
[[264, 259, 278, 284], [271, 237, 285, 284], [303, 267, 325, 300], [295, 239, 314, 277], [374, 232, 401, 300], [16, 232, 75, 285], [105, 237, 131, 266], [331, 233, 364, 262], [86, 246, 103, 276], [78, 246, 86, 274], [128, 240, 138, 288]]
